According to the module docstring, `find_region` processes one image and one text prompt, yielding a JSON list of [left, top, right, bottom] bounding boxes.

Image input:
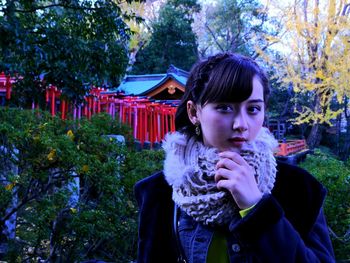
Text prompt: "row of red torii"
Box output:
[[0, 72, 177, 145], [44, 85, 178, 145]]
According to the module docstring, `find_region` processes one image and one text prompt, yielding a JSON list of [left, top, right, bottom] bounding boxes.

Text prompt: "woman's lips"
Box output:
[[228, 137, 247, 147]]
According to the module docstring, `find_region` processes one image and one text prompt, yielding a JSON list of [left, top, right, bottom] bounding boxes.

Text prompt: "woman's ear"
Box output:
[[187, 100, 199, 125]]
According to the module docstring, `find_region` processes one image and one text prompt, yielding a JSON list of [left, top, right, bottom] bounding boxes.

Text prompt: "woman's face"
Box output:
[[193, 76, 265, 152]]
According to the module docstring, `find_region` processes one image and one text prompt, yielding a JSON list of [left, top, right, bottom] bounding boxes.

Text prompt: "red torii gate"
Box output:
[[97, 95, 177, 144], [0, 72, 14, 101], [44, 85, 177, 145], [45, 85, 62, 117]]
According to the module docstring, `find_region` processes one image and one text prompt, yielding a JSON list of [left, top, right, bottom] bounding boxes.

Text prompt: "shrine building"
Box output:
[[106, 65, 188, 100]]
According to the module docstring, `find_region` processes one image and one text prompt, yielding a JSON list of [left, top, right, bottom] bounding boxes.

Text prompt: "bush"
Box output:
[[119, 149, 165, 260], [300, 149, 350, 261], [0, 108, 161, 262]]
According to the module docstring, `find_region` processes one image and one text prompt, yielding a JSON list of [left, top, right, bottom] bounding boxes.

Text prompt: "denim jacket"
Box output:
[[135, 161, 335, 263], [177, 196, 334, 263]]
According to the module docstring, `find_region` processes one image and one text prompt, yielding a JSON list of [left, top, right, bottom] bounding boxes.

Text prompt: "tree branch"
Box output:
[[204, 22, 225, 52], [0, 177, 55, 223], [252, 40, 278, 59]]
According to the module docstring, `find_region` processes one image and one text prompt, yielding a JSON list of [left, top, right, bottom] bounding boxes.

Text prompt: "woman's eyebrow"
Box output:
[[247, 99, 264, 103]]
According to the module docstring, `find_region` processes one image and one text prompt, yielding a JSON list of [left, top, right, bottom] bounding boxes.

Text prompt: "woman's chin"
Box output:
[[219, 146, 241, 153]]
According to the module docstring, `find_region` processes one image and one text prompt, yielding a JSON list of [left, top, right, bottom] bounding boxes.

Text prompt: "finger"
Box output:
[[216, 177, 236, 191], [219, 151, 246, 166], [214, 168, 233, 183], [216, 157, 239, 170]]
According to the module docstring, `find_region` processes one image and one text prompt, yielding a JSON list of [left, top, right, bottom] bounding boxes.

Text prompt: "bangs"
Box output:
[[199, 58, 256, 105]]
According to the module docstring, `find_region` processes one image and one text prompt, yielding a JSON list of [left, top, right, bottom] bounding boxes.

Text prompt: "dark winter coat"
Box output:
[[134, 160, 335, 263]]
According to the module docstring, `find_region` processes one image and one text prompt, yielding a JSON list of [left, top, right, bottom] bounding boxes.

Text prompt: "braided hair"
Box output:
[[175, 52, 270, 137]]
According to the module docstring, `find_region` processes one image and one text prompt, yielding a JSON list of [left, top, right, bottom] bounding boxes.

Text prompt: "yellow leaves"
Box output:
[[293, 105, 343, 125], [81, 165, 89, 173], [264, 34, 279, 43], [326, 0, 337, 21], [47, 149, 56, 162], [39, 122, 48, 129], [128, 23, 141, 34], [129, 37, 140, 50], [66, 130, 74, 141], [303, 83, 314, 91], [70, 208, 77, 214], [119, 0, 151, 52], [315, 70, 325, 80], [4, 174, 20, 191], [293, 106, 314, 125], [269, 0, 350, 125], [5, 182, 15, 191]]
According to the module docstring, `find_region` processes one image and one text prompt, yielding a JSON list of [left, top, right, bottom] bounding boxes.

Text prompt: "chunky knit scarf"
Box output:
[[163, 127, 278, 226]]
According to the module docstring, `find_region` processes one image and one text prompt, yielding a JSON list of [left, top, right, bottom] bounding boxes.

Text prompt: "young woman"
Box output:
[[134, 53, 335, 263]]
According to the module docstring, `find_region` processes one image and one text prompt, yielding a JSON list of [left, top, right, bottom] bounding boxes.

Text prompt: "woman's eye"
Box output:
[[216, 105, 233, 112], [248, 105, 261, 114]]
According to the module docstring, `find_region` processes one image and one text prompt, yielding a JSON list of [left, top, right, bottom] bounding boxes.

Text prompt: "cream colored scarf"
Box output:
[[163, 127, 278, 226]]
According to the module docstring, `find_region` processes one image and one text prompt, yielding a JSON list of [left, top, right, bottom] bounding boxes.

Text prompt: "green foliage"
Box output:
[[0, 108, 157, 261], [117, 149, 164, 259], [0, 0, 132, 107], [300, 149, 350, 261], [121, 149, 164, 199], [131, 0, 199, 74]]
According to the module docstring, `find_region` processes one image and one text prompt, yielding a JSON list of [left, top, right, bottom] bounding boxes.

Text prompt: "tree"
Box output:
[[119, 0, 154, 73], [0, 0, 135, 107], [0, 110, 130, 261], [262, 0, 350, 148], [131, 0, 200, 74], [300, 149, 350, 260], [194, 0, 282, 58], [0, 108, 167, 261]]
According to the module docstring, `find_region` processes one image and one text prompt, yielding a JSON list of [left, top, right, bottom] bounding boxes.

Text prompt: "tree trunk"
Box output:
[[306, 92, 324, 149], [0, 146, 18, 259], [335, 114, 341, 156], [307, 123, 323, 149], [341, 123, 350, 160], [340, 100, 350, 160]]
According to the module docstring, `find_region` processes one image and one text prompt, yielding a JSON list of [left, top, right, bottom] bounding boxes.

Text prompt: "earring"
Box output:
[[195, 122, 201, 136]]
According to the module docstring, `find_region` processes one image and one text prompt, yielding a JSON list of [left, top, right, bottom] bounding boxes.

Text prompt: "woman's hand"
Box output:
[[215, 151, 262, 210]]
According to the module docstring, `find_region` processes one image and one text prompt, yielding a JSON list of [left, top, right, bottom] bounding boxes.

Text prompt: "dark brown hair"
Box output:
[[175, 52, 270, 137]]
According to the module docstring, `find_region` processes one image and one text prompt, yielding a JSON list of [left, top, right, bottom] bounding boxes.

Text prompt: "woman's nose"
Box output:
[[232, 114, 248, 131]]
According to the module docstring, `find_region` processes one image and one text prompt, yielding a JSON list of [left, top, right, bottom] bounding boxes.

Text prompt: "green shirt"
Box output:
[[207, 204, 256, 263], [207, 230, 230, 263]]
